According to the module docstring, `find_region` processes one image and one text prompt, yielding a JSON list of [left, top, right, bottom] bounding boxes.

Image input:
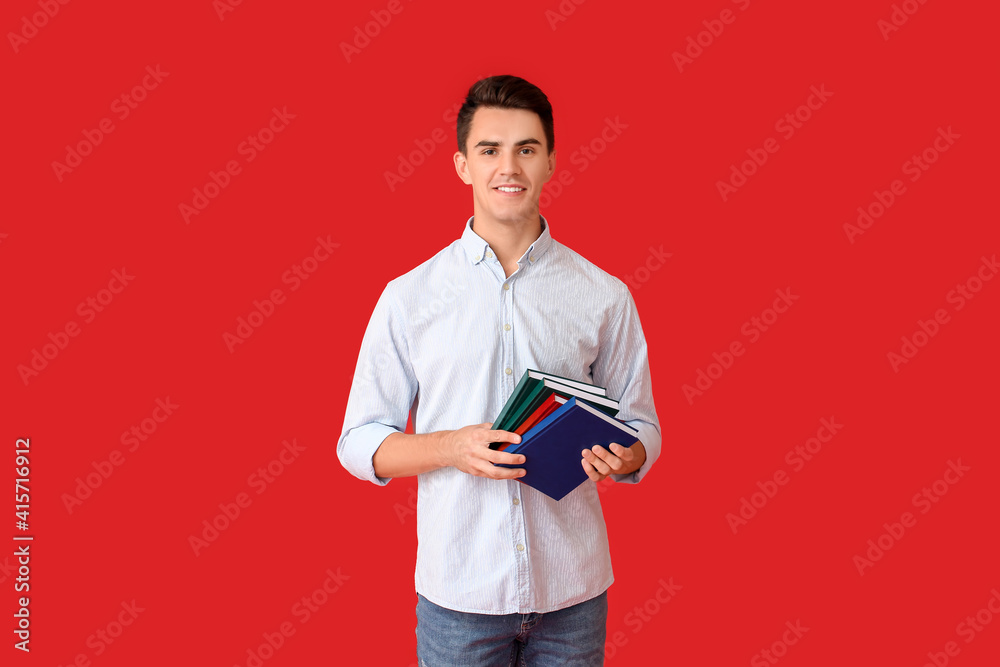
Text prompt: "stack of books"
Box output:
[[491, 369, 639, 501]]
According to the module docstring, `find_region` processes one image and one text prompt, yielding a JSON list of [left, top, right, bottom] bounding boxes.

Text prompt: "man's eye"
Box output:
[[483, 149, 497, 156], [520, 148, 534, 155]]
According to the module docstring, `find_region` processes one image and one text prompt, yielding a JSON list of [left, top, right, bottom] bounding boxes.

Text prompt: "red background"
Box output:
[[3, 0, 998, 665]]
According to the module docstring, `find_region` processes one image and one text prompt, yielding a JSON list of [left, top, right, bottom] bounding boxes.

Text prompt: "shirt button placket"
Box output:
[[513, 497, 529, 608], [502, 277, 528, 608], [502, 280, 514, 389]]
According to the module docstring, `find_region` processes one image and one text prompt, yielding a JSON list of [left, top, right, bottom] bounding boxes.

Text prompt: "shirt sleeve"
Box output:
[[591, 284, 661, 484], [337, 284, 418, 486]]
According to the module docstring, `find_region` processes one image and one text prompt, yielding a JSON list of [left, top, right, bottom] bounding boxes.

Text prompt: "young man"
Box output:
[[337, 75, 660, 666]]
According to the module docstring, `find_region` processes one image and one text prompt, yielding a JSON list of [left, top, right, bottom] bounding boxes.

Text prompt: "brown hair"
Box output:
[[456, 75, 554, 155]]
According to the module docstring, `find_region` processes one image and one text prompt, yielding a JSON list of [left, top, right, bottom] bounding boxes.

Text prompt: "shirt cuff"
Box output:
[[610, 420, 660, 485], [338, 422, 399, 486]]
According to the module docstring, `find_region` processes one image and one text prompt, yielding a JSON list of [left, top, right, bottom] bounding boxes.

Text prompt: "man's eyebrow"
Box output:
[[473, 138, 543, 148]]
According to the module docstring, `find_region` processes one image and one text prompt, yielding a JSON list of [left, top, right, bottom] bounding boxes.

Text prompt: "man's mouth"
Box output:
[[494, 185, 526, 194]]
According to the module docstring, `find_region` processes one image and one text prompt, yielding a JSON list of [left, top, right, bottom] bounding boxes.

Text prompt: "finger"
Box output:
[[489, 465, 526, 479], [590, 445, 622, 471], [581, 457, 605, 482], [490, 450, 526, 466], [487, 429, 522, 445], [482, 450, 526, 479], [597, 445, 628, 472], [488, 456, 526, 478], [610, 443, 634, 461], [586, 450, 612, 476]]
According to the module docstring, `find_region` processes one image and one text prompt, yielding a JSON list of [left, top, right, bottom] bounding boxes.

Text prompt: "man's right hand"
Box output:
[[441, 423, 526, 479]]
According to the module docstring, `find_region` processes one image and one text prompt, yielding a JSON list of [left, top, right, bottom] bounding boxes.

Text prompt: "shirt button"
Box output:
[[516, 544, 525, 552], [474, 255, 481, 262], [503, 324, 511, 331], [485, 251, 493, 259], [503, 284, 510, 291], [505, 368, 512, 375], [529, 255, 536, 262], [513, 498, 520, 505]]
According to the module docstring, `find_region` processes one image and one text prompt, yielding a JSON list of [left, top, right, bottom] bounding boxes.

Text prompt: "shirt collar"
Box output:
[[460, 215, 554, 266]]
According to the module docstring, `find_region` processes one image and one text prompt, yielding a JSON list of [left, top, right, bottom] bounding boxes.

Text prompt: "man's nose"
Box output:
[[498, 151, 520, 175]]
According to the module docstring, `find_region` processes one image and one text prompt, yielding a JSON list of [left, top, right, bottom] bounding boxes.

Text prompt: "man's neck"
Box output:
[[471, 214, 543, 278]]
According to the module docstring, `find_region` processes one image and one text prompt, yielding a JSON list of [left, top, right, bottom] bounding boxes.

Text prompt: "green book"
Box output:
[[490, 371, 534, 434], [490, 370, 615, 448], [508, 378, 619, 430], [497, 382, 550, 432]]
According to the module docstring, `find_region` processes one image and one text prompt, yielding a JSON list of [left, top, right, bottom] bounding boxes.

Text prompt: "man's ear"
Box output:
[[454, 150, 472, 185], [544, 149, 557, 183]]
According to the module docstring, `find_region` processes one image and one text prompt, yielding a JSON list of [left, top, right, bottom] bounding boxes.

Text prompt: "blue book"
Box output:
[[495, 397, 640, 501]]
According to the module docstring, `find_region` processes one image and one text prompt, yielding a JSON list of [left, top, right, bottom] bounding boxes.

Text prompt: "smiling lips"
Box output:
[[494, 184, 526, 194]]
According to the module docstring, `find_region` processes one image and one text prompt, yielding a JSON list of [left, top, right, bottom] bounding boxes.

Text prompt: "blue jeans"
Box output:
[[416, 591, 608, 666]]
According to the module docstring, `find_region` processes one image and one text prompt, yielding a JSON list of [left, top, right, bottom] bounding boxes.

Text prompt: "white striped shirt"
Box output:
[[337, 216, 661, 614]]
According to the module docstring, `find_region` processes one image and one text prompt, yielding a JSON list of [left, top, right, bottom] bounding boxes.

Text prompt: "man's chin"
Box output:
[[480, 206, 540, 226]]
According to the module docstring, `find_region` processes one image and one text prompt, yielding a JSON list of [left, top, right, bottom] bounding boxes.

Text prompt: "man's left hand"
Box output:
[[581, 441, 645, 482]]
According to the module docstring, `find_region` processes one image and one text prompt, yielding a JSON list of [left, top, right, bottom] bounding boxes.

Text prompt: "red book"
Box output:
[[517, 394, 568, 434], [497, 395, 569, 451]]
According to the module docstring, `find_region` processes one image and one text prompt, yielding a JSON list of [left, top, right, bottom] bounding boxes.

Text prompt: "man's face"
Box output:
[[454, 107, 556, 228]]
